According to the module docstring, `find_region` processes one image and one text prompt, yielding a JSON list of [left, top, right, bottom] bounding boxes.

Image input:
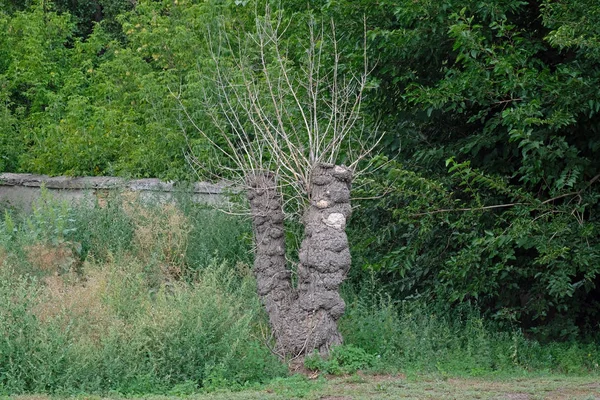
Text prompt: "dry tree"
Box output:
[[175, 6, 380, 361]]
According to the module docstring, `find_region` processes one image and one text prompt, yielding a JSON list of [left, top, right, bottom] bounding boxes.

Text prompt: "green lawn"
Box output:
[[7, 374, 600, 400]]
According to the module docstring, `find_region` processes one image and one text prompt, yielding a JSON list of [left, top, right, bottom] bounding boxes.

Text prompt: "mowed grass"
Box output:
[[5, 374, 600, 400]]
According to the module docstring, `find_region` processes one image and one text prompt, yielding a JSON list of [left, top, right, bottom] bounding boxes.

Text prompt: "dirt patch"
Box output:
[[585, 383, 600, 389], [448, 378, 510, 392], [447, 377, 600, 400], [545, 388, 600, 400], [356, 372, 406, 382]]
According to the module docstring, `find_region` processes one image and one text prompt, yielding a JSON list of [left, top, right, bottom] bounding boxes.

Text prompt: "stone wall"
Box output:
[[0, 173, 228, 211]]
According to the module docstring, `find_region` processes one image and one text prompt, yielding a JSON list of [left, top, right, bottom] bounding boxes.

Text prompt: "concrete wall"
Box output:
[[0, 173, 229, 212]]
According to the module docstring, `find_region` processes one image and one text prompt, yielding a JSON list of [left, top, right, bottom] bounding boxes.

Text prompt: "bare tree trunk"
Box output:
[[247, 165, 352, 359], [246, 171, 296, 354], [296, 164, 352, 355], [180, 4, 374, 363], [246, 171, 307, 357]]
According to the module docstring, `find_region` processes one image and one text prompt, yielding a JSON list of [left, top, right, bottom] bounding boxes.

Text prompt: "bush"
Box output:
[[305, 345, 375, 375], [0, 255, 285, 395], [339, 292, 600, 376], [0, 194, 283, 395]]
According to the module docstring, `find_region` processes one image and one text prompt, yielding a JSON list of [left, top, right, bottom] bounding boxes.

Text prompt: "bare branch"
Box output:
[[177, 5, 382, 218]]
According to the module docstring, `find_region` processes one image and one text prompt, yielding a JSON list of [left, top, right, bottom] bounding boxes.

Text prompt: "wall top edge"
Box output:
[[0, 173, 231, 194]]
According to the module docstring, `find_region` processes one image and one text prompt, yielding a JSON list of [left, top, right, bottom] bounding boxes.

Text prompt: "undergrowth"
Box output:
[[0, 190, 281, 395], [337, 283, 600, 376], [0, 190, 598, 396]]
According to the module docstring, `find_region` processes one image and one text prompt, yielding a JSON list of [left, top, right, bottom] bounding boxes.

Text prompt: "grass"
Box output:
[[3, 374, 600, 399], [338, 286, 600, 376], [0, 189, 599, 396], [0, 189, 283, 395]]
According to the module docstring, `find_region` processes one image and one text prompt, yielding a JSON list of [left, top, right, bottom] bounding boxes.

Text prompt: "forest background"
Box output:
[[1, 0, 600, 393]]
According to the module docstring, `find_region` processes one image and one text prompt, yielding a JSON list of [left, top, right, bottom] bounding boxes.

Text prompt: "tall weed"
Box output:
[[0, 192, 282, 395], [0, 257, 284, 395], [340, 293, 600, 376]]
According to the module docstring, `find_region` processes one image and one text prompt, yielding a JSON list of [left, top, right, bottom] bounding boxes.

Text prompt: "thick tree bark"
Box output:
[[246, 171, 297, 354], [247, 165, 352, 359], [297, 164, 352, 355]]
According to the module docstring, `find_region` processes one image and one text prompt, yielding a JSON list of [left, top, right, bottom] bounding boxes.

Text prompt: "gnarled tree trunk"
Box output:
[[247, 165, 352, 359], [296, 164, 352, 355], [246, 171, 297, 354]]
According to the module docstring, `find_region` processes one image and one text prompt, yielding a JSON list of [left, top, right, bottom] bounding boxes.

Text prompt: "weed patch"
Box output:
[[339, 295, 600, 376], [1, 193, 598, 396], [25, 241, 81, 276], [305, 345, 375, 375], [0, 194, 283, 395]]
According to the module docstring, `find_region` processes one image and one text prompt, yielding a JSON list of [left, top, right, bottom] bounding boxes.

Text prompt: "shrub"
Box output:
[[0, 256, 285, 395], [305, 345, 375, 375], [0, 194, 284, 395], [339, 293, 600, 376]]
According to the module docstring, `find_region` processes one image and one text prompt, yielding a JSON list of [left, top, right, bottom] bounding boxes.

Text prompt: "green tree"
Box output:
[[320, 0, 600, 339]]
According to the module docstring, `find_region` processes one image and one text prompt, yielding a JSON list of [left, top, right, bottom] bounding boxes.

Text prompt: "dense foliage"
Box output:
[[330, 0, 600, 340], [0, 192, 597, 394], [1, 0, 599, 340]]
